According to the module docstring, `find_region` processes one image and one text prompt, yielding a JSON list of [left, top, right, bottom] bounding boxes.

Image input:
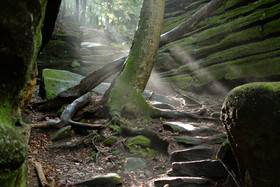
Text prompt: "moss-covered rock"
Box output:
[[104, 136, 118, 147], [126, 135, 151, 149], [126, 135, 156, 157], [41, 68, 84, 99], [156, 0, 280, 94], [37, 15, 82, 76], [73, 173, 122, 186], [221, 82, 280, 186], [0, 0, 52, 185]]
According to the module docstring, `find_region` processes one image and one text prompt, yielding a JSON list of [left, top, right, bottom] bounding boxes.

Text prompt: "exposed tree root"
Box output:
[[89, 136, 105, 164], [34, 161, 49, 187], [30, 92, 107, 130], [151, 109, 198, 120], [50, 132, 97, 149]]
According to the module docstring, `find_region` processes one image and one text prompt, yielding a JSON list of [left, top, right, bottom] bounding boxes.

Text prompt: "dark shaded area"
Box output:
[[40, 0, 62, 51], [221, 82, 280, 186]]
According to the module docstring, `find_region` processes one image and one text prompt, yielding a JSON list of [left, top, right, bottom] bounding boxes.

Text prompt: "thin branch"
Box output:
[[50, 132, 96, 149], [34, 161, 49, 187], [217, 159, 241, 187]]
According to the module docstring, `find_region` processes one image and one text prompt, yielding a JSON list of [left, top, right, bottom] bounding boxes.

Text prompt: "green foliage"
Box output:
[[62, 0, 143, 40], [104, 136, 118, 147], [109, 125, 120, 132]]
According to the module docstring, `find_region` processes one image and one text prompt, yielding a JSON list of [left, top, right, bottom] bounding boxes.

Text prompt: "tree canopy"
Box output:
[[60, 0, 143, 40]]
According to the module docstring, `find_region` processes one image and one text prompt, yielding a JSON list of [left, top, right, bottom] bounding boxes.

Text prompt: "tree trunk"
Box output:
[[75, 0, 80, 22], [61, 0, 66, 17], [106, 0, 165, 120], [80, 0, 87, 25]]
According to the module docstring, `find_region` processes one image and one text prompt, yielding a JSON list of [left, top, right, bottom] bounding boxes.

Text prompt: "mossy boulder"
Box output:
[[104, 136, 118, 147], [0, 126, 27, 170], [126, 135, 156, 157], [221, 82, 280, 186], [0, 0, 49, 185], [41, 68, 84, 99], [126, 135, 151, 149]]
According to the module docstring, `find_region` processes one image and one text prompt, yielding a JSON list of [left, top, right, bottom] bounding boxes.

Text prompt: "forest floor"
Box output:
[[25, 86, 233, 187], [25, 25, 236, 187]]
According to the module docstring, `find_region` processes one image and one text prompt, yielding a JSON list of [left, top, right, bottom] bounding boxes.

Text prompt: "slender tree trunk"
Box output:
[[106, 0, 165, 120], [75, 0, 79, 21], [80, 0, 87, 25], [60, 0, 66, 17], [89, 2, 93, 25]]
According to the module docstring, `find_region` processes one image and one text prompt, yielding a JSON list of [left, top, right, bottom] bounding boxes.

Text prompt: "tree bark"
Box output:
[[36, 0, 227, 110], [106, 0, 165, 119], [75, 0, 80, 22]]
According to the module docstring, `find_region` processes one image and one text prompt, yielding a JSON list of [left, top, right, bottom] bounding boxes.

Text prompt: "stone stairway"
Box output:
[[154, 120, 230, 187]]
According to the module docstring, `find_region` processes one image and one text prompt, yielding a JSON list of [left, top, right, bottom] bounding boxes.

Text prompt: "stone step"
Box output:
[[163, 121, 218, 136], [171, 146, 214, 162], [154, 176, 211, 187], [175, 133, 227, 146], [169, 160, 227, 179]]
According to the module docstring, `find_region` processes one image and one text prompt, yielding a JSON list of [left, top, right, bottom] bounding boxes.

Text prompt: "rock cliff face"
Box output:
[[157, 0, 280, 95], [0, 0, 48, 186]]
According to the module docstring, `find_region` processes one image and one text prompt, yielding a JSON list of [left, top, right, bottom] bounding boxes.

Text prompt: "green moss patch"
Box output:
[[42, 69, 84, 99], [104, 136, 118, 147], [127, 135, 151, 148], [126, 135, 156, 157]]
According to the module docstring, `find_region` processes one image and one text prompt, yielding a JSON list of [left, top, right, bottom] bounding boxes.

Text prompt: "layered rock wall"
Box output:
[[157, 0, 280, 94]]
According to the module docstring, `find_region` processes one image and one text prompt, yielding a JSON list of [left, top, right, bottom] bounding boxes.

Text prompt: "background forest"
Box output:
[[60, 0, 143, 41]]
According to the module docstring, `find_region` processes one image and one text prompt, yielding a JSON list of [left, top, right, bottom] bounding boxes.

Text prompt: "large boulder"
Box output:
[[221, 82, 280, 186], [0, 0, 49, 185], [41, 68, 84, 99]]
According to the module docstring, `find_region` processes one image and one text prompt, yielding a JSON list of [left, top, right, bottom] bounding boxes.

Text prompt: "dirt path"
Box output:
[[25, 84, 232, 186], [26, 26, 234, 187]]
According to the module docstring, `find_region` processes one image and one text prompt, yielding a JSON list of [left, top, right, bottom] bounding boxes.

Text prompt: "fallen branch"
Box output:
[[50, 132, 96, 149], [30, 92, 106, 130], [34, 57, 126, 110], [34, 161, 49, 187], [34, 0, 227, 111]]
